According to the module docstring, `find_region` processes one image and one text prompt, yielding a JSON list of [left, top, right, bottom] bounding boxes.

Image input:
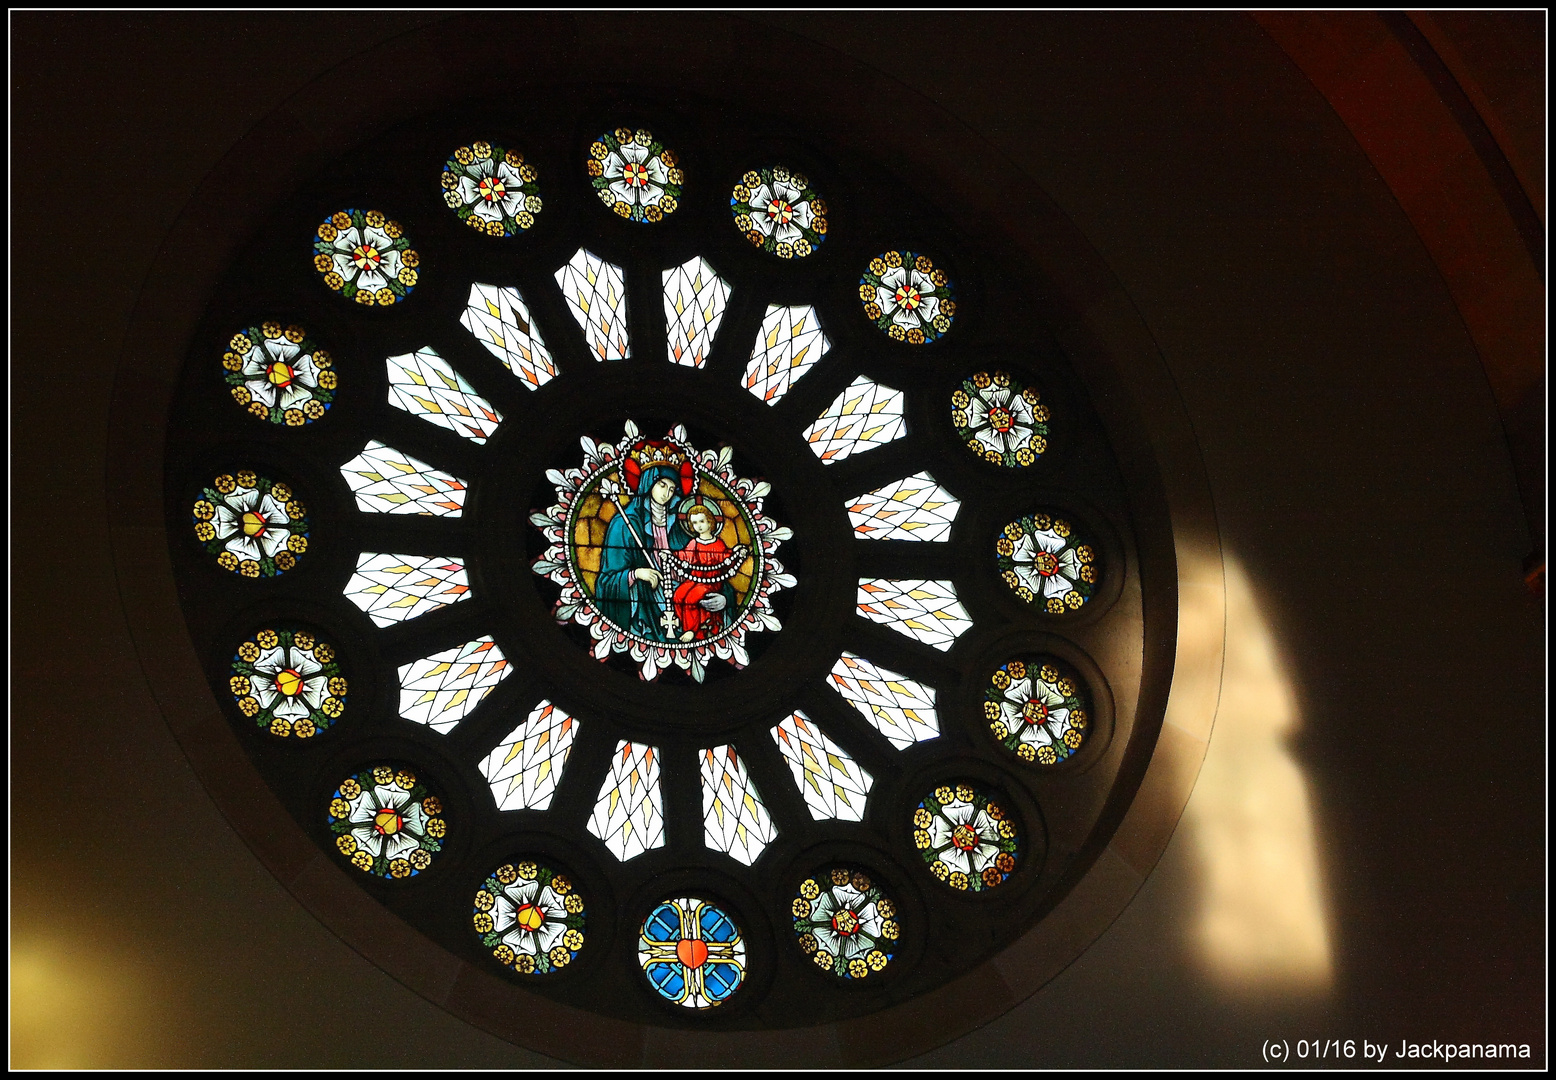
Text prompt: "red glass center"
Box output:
[[1033, 551, 1060, 576], [240, 511, 268, 537], [352, 244, 381, 269], [894, 285, 922, 310], [1023, 699, 1049, 723], [373, 808, 402, 836], [676, 938, 709, 969], [266, 361, 295, 388], [832, 909, 860, 936], [951, 824, 980, 851], [274, 668, 304, 697], [477, 176, 506, 202], [515, 903, 545, 931], [623, 161, 650, 188], [766, 198, 793, 224], [988, 406, 1014, 432]]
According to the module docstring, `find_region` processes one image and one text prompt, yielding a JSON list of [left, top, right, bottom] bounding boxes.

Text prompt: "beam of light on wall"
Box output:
[[9, 924, 183, 1068], [1187, 554, 1333, 990]]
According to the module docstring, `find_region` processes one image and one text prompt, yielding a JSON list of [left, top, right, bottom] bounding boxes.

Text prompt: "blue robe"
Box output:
[[592, 487, 691, 642]]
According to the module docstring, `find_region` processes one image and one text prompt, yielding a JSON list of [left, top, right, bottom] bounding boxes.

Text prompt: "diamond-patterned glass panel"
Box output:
[[479, 700, 580, 812], [343, 553, 471, 627], [663, 256, 731, 369], [587, 741, 665, 862], [855, 578, 971, 652], [771, 712, 873, 821], [555, 248, 630, 361], [828, 652, 940, 749], [847, 472, 959, 541], [340, 440, 467, 517], [397, 636, 509, 733], [700, 745, 778, 866], [460, 282, 557, 390], [385, 348, 502, 443], [802, 375, 907, 463], [742, 304, 830, 405]]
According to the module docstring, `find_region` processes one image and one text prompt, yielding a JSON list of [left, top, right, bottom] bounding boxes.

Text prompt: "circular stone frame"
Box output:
[[108, 13, 1224, 1067]]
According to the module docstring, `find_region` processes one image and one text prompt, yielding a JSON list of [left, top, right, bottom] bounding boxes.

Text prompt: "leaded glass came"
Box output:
[[639, 897, 746, 1009], [996, 513, 1098, 612], [913, 785, 1018, 892], [165, 92, 1152, 1041], [222, 323, 334, 426], [986, 657, 1091, 765], [328, 767, 446, 879], [442, 141, 540, 237], [230, 628, 345, 738], [476, 861, 585, 975], [193, 472, 307, 578], [794, 868, 897, 979]]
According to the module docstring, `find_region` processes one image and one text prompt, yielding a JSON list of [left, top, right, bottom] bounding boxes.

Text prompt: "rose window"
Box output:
[[164, 99, 1156, 1039]]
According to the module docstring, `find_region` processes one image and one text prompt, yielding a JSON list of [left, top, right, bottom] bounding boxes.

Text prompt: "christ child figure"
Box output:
[[670, 504, 740, 642]]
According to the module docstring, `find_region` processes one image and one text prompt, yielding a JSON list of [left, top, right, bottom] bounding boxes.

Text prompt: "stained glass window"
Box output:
[[328, 766, 446, 878], [986, 657, 1090, 765], [997, 513, 1098, 612], [588, 128, 682, 223], [953, 370, 1049, 467], [230, 628, 345, 739], [793, 868, 897, 979], [475, 862, 584, 975], [313, 208, 418, 306], [397, 636, 510, 733], [859, 250, 953, 344], [700, 745, 778, 865], [639, 897, 746, 1008], [771, 712, 873, 822], [385, 347, 502, 442], [555, 248, 630, 361], [587, 741, 665, 861], [343, 553, 470, 627], [855, 578, 972, 651], [193, 472, 308, 578], [168, 95, 1153, 1042], [222, 322, 335, 425], [461, 282, 557, 390], [442, 142, 540, 237], [531, 421, 795, 683], [913, 784, 1018, 892], [827, 652, 939, 748], [479, 701, 579, 812], [847, 472, 959, 541], [341, 440, 468, 517], [731, 167, 827, 258], [802, 375, 908, 463], [663, 256, 731, 368], [742, 304, 829, 405]]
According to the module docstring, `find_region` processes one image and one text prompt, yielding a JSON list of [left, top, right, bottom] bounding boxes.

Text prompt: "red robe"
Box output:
[[670, 537, 741, 640]]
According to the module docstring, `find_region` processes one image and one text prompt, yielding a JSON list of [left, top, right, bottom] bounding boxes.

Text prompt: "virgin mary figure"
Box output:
[[591, 462, 692, 642]]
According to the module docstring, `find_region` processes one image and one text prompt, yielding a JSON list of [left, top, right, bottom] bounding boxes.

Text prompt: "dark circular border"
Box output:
[[107, 12, 1223, 1067]]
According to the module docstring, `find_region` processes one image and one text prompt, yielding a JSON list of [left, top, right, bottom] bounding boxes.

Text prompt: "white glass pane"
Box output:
[[385, 347, 501, 443], [855, 578, 971, 652], [555, 248, 630, 361], [802, 375, 906, 463], [397, 636, 509, 733], [700, 744, 778, 865], [587, 740, 665, 861], [341, 440, 467, 517], [461, 282, 556, 390], [479, 700, 580, 811], [847, 472, 959, 541], [663, 255, 730, 368]]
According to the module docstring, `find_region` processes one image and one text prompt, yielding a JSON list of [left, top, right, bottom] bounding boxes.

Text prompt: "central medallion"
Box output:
[[533, 421, 794, 681]]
